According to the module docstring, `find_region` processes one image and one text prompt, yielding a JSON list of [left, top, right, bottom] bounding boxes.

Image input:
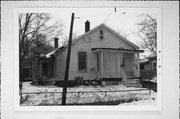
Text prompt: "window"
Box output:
[[78, 52, 87, 72], [99, 29, 104, 40], [144, 65, 149, 71], [100, 29, 103, 34], [99, 35, 104, 40], [152, 61, 157, 71]]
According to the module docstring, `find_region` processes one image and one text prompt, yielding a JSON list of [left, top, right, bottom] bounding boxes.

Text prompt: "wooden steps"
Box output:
[[102, 80, 122, 86], [39, 77, 55, 85], [40, 80, 55, 85], [125, 79, 142, 88], [101, 78, 122, 86]]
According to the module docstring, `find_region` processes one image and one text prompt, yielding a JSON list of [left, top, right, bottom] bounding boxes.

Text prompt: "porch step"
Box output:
[[101, 78, 122, 86], [102, 80, 122, 86], [40, 80, 55, 85], [125, 79, 142, 88]]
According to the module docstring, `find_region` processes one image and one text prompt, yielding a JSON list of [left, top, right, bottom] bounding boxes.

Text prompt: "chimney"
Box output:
[[54, 38, 59, 48], [85, 20, 90, 33]]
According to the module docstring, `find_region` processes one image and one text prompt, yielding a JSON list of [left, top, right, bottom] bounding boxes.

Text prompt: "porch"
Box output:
[[92, 48, 143, 87], [32, 57, 55, 85]]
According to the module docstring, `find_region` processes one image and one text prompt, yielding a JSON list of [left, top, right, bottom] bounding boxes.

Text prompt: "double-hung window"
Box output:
[[78, 52, 87, 72]]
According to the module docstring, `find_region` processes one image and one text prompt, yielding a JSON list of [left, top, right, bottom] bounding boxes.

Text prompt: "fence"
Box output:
[[21, 88, 152, 97]]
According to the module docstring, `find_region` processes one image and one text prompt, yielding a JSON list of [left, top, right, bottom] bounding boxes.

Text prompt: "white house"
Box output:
[[32, 21, 143, 87]]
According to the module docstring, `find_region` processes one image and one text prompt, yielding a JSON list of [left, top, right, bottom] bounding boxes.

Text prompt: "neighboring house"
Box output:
[[140, 55, 157, 80], [32, 21, 143, 87], [31, 38, 59, 85], [23, 39, 58, 82]]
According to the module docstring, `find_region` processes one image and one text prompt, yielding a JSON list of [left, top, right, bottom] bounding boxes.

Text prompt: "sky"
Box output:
[[47, 7, 158, 49], [20, 7, 159, 57]]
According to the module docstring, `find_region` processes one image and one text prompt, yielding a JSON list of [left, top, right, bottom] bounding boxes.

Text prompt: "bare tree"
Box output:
[[19, 13, 63, 60], [137, 14, 157, 55], [19, 13, 64, 102]]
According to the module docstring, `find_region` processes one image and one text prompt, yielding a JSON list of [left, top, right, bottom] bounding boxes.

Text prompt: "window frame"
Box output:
[[152, 61, 157, 71], [144, 64, 150, 71], [99, 29, 104, 41], [100, 29, 103, 35], [77, 51, 87, 72]]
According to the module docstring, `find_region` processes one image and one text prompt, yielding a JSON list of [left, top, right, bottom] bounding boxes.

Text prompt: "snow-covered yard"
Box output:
[[21, 82, 156, 106]]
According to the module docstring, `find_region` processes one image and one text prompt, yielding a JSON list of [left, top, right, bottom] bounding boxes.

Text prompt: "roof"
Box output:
[[39, 49, 58, 58], [92, 48, 144, 53], [140, 59, 149, 63], [147, 55, 157, 60], [45, 50, 58, 58], [52, 23, 140, 56], [140, 54, 157, 64], [72, 24, 139, 49]]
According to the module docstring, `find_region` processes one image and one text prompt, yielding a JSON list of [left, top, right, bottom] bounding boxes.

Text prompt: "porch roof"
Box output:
[[92, 48, 144, 53]]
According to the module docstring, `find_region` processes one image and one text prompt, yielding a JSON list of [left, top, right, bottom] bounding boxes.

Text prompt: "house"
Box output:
[[32, 21, 143, 87], [140, 55, 157, 80], [31, 38, 59, 85]]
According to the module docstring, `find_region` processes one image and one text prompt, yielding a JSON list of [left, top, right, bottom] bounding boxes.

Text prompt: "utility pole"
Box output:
[[62, 13, 74, 105], [114, 7, 116, 13]]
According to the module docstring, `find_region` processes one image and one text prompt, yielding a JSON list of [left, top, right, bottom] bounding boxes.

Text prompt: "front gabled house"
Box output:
[[32, 21, 143, 87]]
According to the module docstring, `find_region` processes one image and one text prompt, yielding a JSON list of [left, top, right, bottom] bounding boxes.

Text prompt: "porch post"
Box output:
[[117, 53, 121, 77], [136, 53, 140, 77], [31, 59, 37, 85], [101, 51, 104, 78], [39, 61, 42, 77], [53, 60, 56, 78], [38, 60, 41, 79], [133, 53, 136, 77], [133, 53, 140, 77]]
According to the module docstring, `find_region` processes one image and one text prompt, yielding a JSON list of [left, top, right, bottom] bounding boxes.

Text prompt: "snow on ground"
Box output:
[[22, 82, 62, 93], [21, 82, 156, 106], [119, 98, 156, 105], [22, 82, 146, 93]]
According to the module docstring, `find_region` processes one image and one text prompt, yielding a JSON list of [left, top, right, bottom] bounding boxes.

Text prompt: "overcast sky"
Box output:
[[19, 7, 159, 57], [47, 7, 158, 49]]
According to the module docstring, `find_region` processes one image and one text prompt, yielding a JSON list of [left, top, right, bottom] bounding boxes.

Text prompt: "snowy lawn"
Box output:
[[21, 82, 156, 106]]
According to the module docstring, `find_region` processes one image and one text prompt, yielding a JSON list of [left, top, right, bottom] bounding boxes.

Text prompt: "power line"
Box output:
[[74, 14, 112, 19], [102, 13, 112, 24], [74, 8, 126, 21]]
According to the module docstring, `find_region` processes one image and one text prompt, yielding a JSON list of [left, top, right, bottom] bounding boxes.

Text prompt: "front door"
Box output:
[[42, 63, 48, 76]]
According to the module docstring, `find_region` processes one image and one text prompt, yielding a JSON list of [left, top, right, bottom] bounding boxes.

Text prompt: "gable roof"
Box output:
[[72, 24, 139, 49], [52, 23, 139, 56]]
